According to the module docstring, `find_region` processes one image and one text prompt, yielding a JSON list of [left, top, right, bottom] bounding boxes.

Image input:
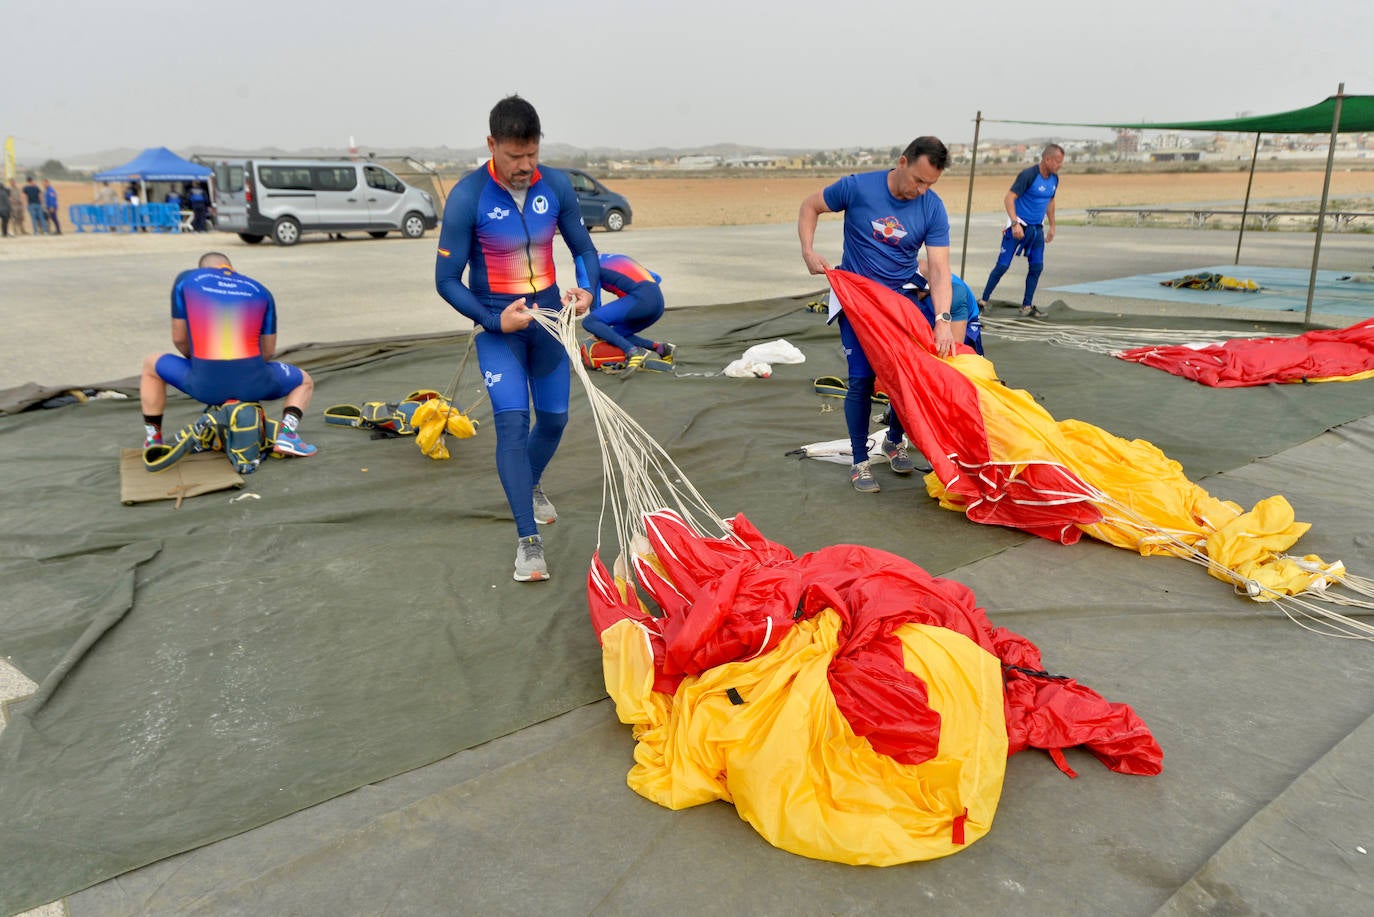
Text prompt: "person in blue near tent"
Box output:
[[979, 144, 1063, 318], [577, 252, 677, 377]]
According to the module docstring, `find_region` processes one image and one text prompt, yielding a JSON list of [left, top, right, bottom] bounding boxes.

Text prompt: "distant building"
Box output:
[[677, 155, 721, 170], [723, 155, 788, 169]]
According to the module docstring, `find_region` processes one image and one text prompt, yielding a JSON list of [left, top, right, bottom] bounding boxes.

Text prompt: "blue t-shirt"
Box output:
[[822, 169, 950, 292], [1009, 164, 1058, 225]]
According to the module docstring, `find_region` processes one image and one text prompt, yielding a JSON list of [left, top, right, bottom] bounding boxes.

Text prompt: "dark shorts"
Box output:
[[156, 354, 304, 405]]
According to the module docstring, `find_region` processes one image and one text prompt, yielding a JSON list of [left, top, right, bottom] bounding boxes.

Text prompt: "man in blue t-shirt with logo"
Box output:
[[979, 144, 1064, 317], [798, 136, 954, 495]]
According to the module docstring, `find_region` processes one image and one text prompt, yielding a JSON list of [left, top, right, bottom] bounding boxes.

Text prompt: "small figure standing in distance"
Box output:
[[979, 143, 1063, 318]]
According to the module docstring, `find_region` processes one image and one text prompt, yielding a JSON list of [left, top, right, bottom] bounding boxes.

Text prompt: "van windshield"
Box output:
[[364, 166, 404, 194]]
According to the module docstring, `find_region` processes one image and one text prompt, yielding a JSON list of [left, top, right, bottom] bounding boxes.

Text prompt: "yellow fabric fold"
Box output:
[[601, 611, 1008, 865]]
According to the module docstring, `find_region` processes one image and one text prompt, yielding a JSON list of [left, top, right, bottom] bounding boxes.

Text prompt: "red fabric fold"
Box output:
[[588, 512, 1162, 776], [1117, 317, 1374, 387]]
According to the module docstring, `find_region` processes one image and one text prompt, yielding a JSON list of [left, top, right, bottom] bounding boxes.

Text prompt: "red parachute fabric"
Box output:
[[826, 269, 1106, 544], [1116, 317, 1374, 387], [589, 511, 1162, 777]]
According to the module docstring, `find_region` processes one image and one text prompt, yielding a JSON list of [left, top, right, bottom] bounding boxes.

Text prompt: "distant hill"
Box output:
[[72, 138, 1069, 172]]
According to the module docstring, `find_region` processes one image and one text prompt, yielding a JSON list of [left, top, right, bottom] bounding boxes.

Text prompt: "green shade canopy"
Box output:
[[990, 94, 1374, 135]]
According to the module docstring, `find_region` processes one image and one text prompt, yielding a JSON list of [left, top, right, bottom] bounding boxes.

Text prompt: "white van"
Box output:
[[212, 158, 439, 245]]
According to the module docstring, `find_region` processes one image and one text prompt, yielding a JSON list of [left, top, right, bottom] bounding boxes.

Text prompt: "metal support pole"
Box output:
[[1234, 131, 1261, 264], [1304, 82, 1345, 326], [960, 111, 982, 279]]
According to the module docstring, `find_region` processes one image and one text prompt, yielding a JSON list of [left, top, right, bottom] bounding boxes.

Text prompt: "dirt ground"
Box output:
[[10, 168, 1374, 243], [603, 169, 1374, 227]]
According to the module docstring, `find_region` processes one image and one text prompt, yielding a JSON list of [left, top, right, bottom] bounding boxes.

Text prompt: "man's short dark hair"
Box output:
[[1043, 143, 1065, 159], [489, 95, 542, 143], [199, 252, 232, 269], [901, 136, 948, 171]]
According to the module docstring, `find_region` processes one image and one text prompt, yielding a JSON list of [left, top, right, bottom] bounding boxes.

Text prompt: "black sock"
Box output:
[[142, 414, 163, 427]]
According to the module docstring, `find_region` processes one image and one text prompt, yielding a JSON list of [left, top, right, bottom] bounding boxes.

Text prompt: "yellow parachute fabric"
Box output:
[[411, 397, 477, 460], [925, 353, 1340, 598], [600, 610, 1009, 866]]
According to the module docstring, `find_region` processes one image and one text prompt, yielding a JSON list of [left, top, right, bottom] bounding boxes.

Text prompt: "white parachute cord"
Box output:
[[527, 308, 741, 576], [980, 317, 1273, 356], [1088, 495, 1374, 640]]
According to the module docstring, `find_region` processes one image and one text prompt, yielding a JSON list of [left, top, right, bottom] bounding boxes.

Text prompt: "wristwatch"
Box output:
[[935, 312, 952, 322]]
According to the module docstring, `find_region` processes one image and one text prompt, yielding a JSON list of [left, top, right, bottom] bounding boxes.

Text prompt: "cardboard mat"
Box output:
[[118, 447, 244, 506]]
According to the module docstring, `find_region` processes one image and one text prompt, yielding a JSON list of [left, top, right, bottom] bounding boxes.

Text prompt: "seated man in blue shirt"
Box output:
[[140, 252, 317, 457]]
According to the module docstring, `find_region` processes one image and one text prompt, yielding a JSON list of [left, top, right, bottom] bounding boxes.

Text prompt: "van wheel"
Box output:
[[272, 217, 301, 246], [402, 212, 426, 239], [237, 233, 265, 244], [368, 231, 389, 239], [604, 209, 625, 232]]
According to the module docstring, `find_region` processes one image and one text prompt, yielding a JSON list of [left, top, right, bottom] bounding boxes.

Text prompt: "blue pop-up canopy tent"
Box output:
[[92, 146, 211, 208], [83, 147, 213, 233], [92, 146, 210, 183]]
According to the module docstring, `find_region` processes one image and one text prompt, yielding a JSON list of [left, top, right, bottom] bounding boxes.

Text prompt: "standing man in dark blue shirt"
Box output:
[[22, 176, 47, 235], [979, 144, 1063, 317], [435, 95, 597, 583]]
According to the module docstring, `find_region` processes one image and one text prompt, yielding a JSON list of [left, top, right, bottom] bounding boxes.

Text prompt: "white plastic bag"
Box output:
[[740, 339, 805, 365]]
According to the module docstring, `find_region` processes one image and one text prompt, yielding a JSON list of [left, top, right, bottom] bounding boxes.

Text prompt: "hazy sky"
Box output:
[[6, 0, 1368, 165]]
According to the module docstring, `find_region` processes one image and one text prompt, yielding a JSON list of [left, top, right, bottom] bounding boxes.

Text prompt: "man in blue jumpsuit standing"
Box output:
[[979, 143, 1063, 317], [435, 95, 597, 583], [798, 136, 955, 494]]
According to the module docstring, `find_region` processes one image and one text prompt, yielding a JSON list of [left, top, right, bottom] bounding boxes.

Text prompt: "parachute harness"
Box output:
[[412, 335, 484, 461]]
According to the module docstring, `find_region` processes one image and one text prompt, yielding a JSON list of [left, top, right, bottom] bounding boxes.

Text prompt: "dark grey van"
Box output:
[[566, 169, 632, 232], [212, 159, 439, 245]]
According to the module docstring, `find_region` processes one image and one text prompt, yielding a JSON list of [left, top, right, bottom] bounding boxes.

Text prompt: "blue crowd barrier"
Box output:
[[69, 203, 184, 233]]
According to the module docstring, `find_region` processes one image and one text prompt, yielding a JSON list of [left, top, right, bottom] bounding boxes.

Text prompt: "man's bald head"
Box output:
[[199, 252, 232, 270]]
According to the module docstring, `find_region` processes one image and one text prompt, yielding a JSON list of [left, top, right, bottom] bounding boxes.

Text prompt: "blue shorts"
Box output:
[[474, 323, 570, 416], [156, 354, 304, 405]]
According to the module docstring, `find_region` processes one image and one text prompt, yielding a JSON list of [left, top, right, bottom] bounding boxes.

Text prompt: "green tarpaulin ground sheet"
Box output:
[[2, 294, 1372, 913]]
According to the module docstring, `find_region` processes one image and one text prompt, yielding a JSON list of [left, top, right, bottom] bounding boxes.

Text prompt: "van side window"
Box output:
[[364, 166, 403, 194], [570, 172, 595, 193], [259, 167, 313, 191], [312, 167, 358, 192], [215, 164, 245, 193]]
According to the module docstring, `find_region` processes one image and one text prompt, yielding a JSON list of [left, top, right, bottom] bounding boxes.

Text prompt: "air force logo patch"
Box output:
[[871, 216, 908, 245], [484, 370, 503, 388], [486, 205, 510, 221]]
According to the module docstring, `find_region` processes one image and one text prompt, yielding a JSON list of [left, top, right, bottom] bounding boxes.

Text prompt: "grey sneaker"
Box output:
[[513, 534, 549, 582], [532, 485, 557, 524], [880, 437, 915, 474], [850, 460, 880, 494]]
